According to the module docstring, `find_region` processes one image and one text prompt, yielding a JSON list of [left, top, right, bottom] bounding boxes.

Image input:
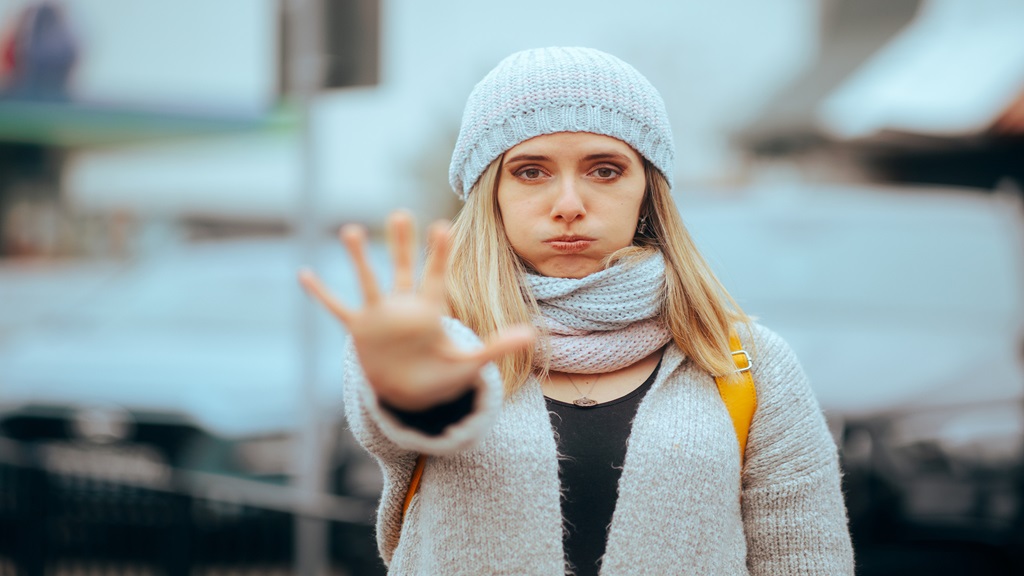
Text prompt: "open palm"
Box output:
[[299, 212, 534, 411]]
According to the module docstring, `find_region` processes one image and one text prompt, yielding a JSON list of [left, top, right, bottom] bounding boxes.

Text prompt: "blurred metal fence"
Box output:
[[0, 438, 385, 576]]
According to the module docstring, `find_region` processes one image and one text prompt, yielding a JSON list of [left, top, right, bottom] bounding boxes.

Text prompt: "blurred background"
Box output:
[[0, 0, 1021, 574]]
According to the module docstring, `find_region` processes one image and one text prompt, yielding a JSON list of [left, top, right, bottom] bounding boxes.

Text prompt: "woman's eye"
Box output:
[[592, 167, 620, 179], [516, 168, 544, 180]]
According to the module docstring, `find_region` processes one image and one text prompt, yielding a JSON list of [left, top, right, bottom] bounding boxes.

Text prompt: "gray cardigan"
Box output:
[[344, 320, 855, 575]]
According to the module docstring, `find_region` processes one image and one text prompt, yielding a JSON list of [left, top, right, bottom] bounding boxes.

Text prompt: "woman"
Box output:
[[300, 47, 854, 575]]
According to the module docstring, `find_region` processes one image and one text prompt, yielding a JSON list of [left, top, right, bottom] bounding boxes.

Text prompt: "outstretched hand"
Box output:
[[298, 211, 535, 411]]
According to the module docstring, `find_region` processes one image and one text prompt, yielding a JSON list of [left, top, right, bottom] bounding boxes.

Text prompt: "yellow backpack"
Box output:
[[401, 332, 757, 522]]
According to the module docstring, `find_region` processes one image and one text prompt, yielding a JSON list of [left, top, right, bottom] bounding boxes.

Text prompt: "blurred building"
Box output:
[[739, 0, 1024, 190]]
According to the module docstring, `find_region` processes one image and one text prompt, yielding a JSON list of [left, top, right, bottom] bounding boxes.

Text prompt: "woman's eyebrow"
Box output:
[[504, 154, 550, 164], [581, 152, 632, 163]]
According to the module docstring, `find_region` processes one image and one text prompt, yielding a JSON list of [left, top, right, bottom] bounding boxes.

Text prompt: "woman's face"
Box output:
[[497, 132, 647, 278]]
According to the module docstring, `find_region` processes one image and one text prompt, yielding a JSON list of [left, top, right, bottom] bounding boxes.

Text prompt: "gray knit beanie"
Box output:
[[448, 46, 675, 199]]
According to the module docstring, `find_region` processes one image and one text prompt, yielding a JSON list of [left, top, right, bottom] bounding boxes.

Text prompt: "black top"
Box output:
[[545, 361, 661, 576], [382, 361, 660, 575]]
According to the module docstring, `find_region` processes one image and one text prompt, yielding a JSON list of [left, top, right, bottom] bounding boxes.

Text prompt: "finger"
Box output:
[[340, 225, 381, 306], [421, 220, 451, 302], [459, 324, 536, 366], [387, 210, 417, 293], [297, 268, 354, 325]]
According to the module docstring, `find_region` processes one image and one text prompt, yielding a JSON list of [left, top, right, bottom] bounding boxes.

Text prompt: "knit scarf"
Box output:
[[526, 250, 673, 374]]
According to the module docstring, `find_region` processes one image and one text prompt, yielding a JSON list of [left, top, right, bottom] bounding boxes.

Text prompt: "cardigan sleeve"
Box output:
[[343, 317, 507, 566], [342, 316, 505, 457], [739, 324, 855, 575]]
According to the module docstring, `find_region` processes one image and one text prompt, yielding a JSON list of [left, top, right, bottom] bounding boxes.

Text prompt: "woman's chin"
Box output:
[[532, 257, 603, 279]]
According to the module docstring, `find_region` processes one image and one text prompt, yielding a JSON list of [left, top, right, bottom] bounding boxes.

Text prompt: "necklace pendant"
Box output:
[[573, 397, 598, 407]]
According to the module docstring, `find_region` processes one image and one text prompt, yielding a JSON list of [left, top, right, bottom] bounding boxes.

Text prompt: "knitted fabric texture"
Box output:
[[448, 46, 675, 198], [527, 250, 672, 374], [343, 322, 855, 574]]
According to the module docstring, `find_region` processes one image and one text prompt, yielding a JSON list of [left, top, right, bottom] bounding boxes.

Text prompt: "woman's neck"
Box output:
[[542, 346, 665, 405]]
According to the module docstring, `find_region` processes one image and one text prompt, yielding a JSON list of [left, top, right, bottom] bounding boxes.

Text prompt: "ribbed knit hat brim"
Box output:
[[449, 47, 675, 199]]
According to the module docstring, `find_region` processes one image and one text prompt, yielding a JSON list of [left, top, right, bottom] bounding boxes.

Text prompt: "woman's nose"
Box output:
[[550, 178, 585, 223]]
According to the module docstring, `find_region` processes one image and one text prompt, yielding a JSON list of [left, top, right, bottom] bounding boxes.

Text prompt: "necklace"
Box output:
[[565, 373, 602, 407]]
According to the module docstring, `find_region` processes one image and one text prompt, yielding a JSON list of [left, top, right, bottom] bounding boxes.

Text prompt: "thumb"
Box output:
[[462, 324, 536, 366]]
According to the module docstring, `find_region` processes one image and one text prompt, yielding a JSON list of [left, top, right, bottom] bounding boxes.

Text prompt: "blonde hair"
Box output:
[[446, 156, 750, 396]]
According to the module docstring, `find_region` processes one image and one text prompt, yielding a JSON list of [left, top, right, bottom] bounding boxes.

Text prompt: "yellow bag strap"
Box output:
[[400, 333, 756, 523], [714, 332, 757, 464], [402, 453, 428, 522]]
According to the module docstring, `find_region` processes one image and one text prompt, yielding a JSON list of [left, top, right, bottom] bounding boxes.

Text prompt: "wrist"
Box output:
[[375, 377, 480, 412], [379, 387, 478, 436]]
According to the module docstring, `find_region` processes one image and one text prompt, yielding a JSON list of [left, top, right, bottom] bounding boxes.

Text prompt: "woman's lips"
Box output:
[[545, 236, 595, 253]]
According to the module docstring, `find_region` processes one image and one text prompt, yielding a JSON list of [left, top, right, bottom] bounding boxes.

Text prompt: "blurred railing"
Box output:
[[0, 438, 384, 576]]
